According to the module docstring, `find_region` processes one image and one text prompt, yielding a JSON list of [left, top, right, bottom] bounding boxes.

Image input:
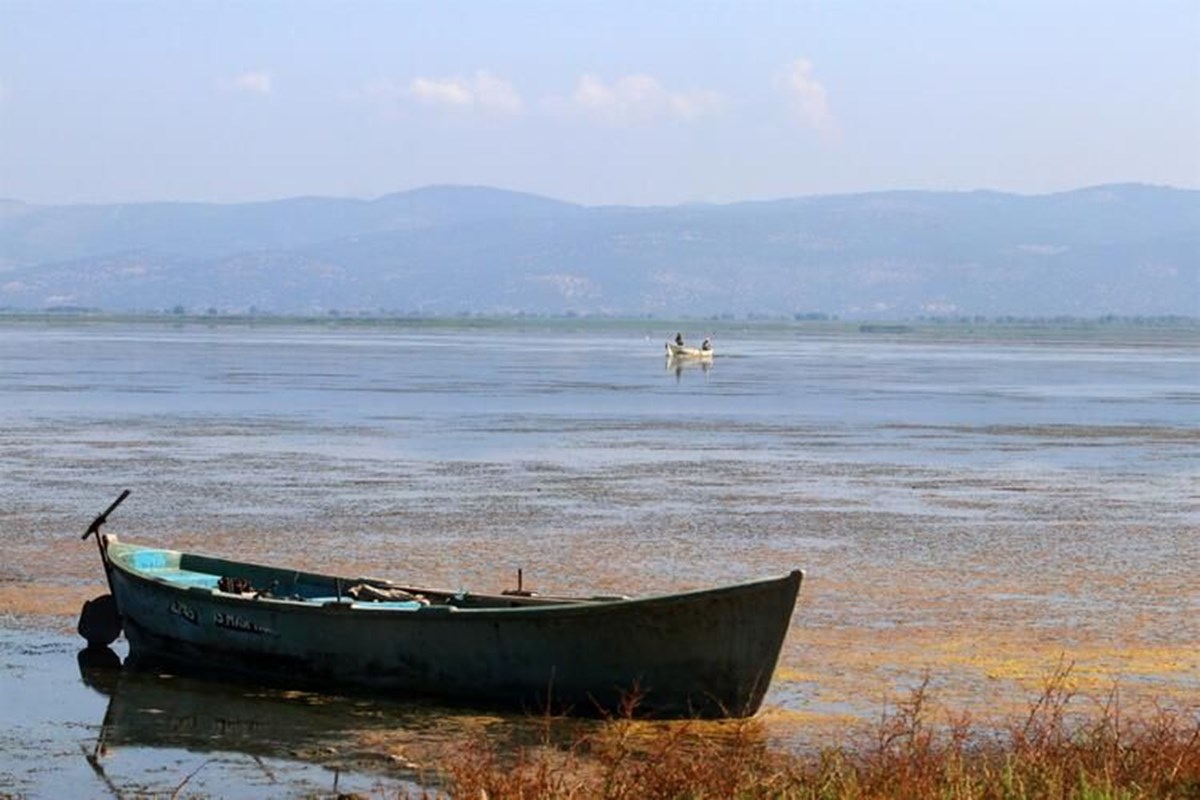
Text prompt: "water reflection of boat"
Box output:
[[666, 353, 713, 380], [80, 646, 404, 760], [76, 646, 523, 784], [84, 507, 802, 718], [76, 646, 776, 793]]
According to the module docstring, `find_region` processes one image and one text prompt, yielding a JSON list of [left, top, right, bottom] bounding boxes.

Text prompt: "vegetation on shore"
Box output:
[[408, 664, 1198, 800]]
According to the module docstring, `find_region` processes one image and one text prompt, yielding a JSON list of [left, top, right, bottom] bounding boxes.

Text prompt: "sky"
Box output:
[[1, 1, 1197, 207]]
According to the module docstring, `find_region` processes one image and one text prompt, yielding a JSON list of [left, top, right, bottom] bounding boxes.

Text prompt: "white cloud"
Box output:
[[230, 71, 273, 95], [407, 70, 523, 114], [409, 77, 473, 108], [570, 74, 724, 124], [472, 71, 523, 114], [779, 59, 836, 135]]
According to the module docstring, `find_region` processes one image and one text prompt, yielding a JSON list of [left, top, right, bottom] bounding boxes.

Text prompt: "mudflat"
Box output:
[[2, 318, 1196, 795]]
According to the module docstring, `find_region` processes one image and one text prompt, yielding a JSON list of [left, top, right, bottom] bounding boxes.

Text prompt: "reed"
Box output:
[[412, 662, 1200, 800]]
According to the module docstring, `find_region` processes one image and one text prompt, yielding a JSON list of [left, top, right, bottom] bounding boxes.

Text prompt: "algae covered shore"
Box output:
[[1, 318, 1196, 796]]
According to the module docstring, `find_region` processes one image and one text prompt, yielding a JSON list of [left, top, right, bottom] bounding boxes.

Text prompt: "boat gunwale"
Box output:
[[104, 537, 803, 619]]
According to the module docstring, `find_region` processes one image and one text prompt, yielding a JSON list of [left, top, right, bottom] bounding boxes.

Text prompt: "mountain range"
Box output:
[[1, 183, 1196, 318]]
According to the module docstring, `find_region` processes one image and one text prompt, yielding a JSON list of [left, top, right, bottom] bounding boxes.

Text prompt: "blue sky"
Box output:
[[1, 1, 1197, 206]]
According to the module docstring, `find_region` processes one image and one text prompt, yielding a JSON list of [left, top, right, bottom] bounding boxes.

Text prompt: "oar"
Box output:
[[82, 489, 131, 541], [79, 491, 131, 646]]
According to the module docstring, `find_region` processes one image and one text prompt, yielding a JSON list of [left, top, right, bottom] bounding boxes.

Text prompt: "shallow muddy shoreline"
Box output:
[[2, 320, 1196, 795]]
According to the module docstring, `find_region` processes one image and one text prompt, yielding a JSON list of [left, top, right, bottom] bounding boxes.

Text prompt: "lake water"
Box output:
[[1, 318, 1197, 797]]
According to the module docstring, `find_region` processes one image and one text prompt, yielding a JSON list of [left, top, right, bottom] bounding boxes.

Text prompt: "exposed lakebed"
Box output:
[[2, 318, 1196, 796]]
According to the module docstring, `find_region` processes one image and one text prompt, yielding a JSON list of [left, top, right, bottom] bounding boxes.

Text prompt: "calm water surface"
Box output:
[[1, 319, 1197, 797]]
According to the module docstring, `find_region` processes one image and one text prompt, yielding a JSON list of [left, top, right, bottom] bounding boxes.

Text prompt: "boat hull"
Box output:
[[103, 539, 802, 718], [665, 341, 713, 359]]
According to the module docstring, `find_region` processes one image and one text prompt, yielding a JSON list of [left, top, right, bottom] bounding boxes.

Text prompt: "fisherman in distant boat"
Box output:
[[701, 337, 712, 352], [675, 332, 684, 346]]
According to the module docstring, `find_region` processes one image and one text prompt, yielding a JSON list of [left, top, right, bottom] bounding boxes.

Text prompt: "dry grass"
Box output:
[[400, 662, 1199, 800]]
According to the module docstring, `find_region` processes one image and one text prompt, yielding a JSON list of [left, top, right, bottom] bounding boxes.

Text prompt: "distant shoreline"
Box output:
[[1, 310, 1195, 349], [1, 309, 1195, 326]]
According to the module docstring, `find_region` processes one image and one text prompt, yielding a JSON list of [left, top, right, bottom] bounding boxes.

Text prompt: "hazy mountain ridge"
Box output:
[[1, 184, 1195, 318]]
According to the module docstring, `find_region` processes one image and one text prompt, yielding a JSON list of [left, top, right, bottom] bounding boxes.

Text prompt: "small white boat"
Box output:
[[665, 341, 714, 359]]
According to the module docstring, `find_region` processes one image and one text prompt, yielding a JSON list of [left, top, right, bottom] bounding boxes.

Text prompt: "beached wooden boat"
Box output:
[[81, 495, 802, 719], [665, 341, 714, 359]]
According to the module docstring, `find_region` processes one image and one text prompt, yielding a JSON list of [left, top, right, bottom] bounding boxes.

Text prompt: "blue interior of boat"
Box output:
[[143, 567, 426, 610], [121, 546, 447, 609], [151, 569, 222, 589], [131, 549, 174, 570]]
